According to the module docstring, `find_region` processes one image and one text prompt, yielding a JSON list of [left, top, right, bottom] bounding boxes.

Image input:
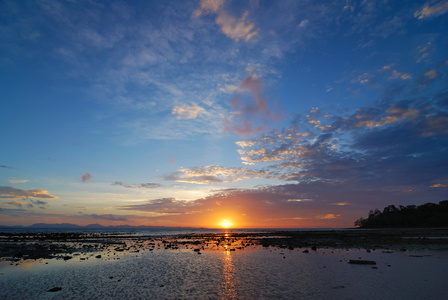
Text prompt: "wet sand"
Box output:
[[1, 228, 448, 299]]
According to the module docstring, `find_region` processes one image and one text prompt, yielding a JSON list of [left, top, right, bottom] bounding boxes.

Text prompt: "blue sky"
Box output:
[[1, 0, 447, 228]]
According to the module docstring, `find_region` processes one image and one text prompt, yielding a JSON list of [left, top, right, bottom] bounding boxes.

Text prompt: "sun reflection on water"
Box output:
[[222, 250, 238, 299]]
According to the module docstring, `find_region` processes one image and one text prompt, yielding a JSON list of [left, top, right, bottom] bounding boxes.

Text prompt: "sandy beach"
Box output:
[[1, 229, 448, 299]]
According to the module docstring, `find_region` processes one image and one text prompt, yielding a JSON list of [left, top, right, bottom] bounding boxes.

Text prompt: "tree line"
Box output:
[[354, 200, 448, 228]]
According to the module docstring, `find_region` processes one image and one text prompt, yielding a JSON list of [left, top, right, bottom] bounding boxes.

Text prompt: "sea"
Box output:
[[0, 226, 344, 236], [1, 227, 447, 299]]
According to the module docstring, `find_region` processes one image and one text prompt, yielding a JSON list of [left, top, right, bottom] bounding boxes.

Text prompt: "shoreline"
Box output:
[[2, 228, 448, 262]]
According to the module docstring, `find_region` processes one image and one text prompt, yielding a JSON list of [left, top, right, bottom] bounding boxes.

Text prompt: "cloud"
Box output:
[[4, 201, 29, 208], [430, 184, 447, 188], [215, 11, 258, 42], [223, 74, 284, 136], [318, 214, 340, 219], [193, 0, 225, 17], [114, 187, 364, 227], [416, 69, 441, 88], [0, 186, 58, 200], [30, 199, 48, 206], [117, 198, 197, 214], [424, 69, 440, 80], [172, 104, 204, 119], [233, 93, 448, 195], [391, 70, 412, 80], [81, 173, 92, 183], [164, 165, 269, 184], [354, 106, 419, 129], [414, 1, 448, 19], [219, 83, 240, 93], [194, 0, 258, 42], [112, 181, 162, 189], [298, 19, 309, 29], [8, 179, 28, 183], [416, 42, 433, 63]]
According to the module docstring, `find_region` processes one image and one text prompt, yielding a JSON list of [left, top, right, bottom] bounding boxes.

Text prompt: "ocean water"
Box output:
[[0, 227, 342, 236], [1, 246, 447, 299]]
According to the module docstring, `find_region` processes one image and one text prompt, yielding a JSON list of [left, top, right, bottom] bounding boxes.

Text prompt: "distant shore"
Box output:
[[1, 228, 448, 262]]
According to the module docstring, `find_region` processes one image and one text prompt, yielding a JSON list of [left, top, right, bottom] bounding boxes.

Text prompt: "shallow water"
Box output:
[[1, 247, 447, 299]]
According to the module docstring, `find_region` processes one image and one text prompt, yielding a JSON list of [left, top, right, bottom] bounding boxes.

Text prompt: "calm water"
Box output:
[[0, 227, 344, 236], [1, 246, 447, 299]]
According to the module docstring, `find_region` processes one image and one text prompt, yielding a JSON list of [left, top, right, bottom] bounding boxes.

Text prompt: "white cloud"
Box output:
[[219, 84, 240, 93], [172, 104, 204, 119], [298, 19, 309, 29], [165, 165, 269, 184]]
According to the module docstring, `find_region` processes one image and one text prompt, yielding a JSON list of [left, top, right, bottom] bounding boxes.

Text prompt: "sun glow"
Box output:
[[220, 219, 233, 228]]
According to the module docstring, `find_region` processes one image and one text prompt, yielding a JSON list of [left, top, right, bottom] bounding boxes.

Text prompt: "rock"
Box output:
[[47, 287, 62, 292], [95, 255, 101, 258], [331, 286, 345, 289], [348, 259, 376, 265]]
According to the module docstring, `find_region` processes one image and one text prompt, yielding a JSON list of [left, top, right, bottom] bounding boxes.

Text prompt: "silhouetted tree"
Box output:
[[354, 200, 448, 228]]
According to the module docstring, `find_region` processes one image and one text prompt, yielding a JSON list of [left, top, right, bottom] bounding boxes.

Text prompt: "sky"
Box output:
[[1, 0, 447, 228]]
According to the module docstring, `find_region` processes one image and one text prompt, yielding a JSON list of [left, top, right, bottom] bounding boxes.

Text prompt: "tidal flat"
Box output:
[[1, 229, 448, 299]]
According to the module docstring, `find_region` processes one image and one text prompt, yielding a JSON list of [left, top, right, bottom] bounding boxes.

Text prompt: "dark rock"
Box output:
[[348, 259, 376, 265], [47, 287, 62, 292]]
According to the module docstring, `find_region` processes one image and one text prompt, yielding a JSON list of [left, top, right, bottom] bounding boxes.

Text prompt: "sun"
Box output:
[[220, 219, 233, 228]]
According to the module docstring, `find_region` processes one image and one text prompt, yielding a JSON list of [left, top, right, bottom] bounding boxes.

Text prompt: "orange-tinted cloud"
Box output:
[[0, 186, 58, 200], [414, 1, 448, 19], [4, 200, 28, 208], [193, 0, 258, 42], [430, 183, 447, 188]]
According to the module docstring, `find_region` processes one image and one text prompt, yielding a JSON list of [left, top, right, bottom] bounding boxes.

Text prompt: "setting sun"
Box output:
[[220, 219, 233, 228]]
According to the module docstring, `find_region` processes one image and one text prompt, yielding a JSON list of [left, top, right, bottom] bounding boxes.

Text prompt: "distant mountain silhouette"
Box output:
[[355, 200, 448, 228], [29, 223, 83, 229]]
